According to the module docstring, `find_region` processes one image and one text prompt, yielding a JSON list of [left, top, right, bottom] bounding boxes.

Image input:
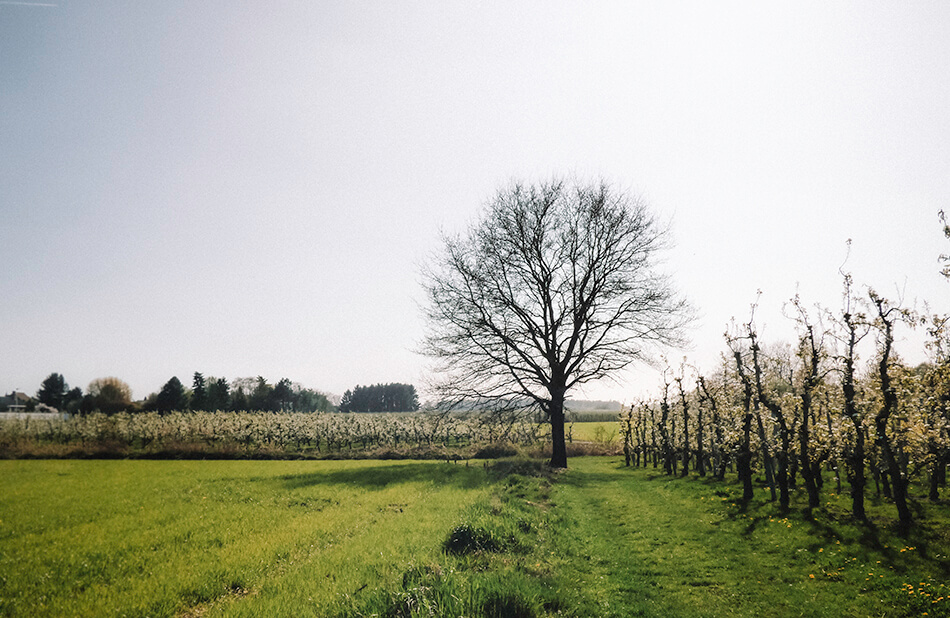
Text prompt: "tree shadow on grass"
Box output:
[[269, 461, 493, 491]]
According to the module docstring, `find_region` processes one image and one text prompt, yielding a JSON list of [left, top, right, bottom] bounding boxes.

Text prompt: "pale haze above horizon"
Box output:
[[2, 2, 948, 405]]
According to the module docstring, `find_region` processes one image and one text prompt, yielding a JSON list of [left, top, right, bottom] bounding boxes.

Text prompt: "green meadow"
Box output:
[[1, 457, 948, 617]]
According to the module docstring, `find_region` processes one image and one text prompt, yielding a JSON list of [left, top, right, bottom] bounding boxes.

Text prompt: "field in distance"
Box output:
[[2, 457, 949, 617]]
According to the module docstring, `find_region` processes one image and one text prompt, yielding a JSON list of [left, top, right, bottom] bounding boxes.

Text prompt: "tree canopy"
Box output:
[[85, 377, 133, 414]]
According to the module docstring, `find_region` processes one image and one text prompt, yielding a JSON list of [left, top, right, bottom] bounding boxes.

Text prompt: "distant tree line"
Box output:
[[142, 374, 332, 413], [26, 372, 333, 414], [339, 383, 420, 413]]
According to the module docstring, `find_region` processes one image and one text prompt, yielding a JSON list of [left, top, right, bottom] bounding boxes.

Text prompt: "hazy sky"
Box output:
[[2, 1, 948, 404]]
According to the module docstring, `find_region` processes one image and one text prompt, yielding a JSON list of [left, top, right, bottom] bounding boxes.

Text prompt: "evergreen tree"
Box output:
[[207, 377, 230, 411], [230, 386, 248, 411], [191, 372, 207, 411], [248, 377, 273, 411], [37, 373, 68, 409], [155, 376, 187, 412]]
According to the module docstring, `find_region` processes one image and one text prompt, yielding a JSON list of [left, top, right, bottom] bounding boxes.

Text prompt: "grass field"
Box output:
[[567, 421, 618, 444], [1, 457, 948, 617]]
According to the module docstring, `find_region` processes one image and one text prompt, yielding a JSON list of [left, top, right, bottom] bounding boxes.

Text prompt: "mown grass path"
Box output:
[[553, 458, 950, 617]]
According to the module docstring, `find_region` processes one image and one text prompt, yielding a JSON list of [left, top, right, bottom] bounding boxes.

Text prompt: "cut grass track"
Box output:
[[1, 457, 948, 617], [551, 458, 950, 617]]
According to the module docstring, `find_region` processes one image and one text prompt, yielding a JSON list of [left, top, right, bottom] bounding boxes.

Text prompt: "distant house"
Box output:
[[0, 391, 31, 412]]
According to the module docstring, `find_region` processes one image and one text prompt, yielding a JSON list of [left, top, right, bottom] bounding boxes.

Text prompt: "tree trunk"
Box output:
[[649, 405, 658, 468], [749, 334, 788, 512], [732, 350, 755, 502], [739, 412, 754, 502], [876, 415, 911, 534], [797, 323, 822, 512], [755, 409, 777, 502], [799, 402, 820, 511], [640, 408, 656, 468], [841, 309, 866, 520], [549, 388, 568, 468], [931, 451, 947, 500], [678, 378, 690, 477], [696, 406, 706, 477], [660, 384, 674, 476], [703, 381, 727, 481], [848, 428, 867, 520], [929, 452, 940, 501]]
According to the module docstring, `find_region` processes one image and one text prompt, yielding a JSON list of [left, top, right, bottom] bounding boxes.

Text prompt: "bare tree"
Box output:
[[697, 374, 726, 480], [726, 329, 756, 502], [830, 271, 872, 520], [675, 368, 692, 477], [748, 323, 792, 513], [420, 178, 692, 468], [869, 289, 914, 535], [788, 295, 827, 513]]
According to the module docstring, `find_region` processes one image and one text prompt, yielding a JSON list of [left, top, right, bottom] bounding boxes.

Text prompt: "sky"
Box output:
[[2, 1, 948, 405]]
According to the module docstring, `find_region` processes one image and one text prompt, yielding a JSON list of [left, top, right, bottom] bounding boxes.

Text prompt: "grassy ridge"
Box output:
[[1, 458, 948, 617]]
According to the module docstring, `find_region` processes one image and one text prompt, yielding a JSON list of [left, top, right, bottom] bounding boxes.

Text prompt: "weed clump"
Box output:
[[478, 590, 536, 618], [444, 524, 502, 555], [485, 457, 552, 480]]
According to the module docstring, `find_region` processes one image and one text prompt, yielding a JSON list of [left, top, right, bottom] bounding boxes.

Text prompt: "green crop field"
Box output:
[[1, 457, 948, 617]]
